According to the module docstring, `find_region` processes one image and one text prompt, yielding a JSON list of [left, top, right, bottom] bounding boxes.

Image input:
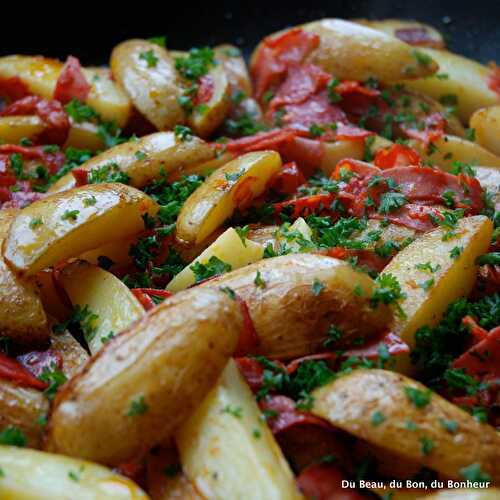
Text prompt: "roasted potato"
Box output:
[[475, 166, 500, 210], [188, 65, 231, 138], [176, 360, 304, 500], [176, 151, 282, 245], [58, 261, 144, 354], [354, 19, 446, 49], [50, 131, 215, 193], [45, 287, 242, 465], [4, 183, 159, 277], [469, 105, 500, 156], [202, 253, 392, 359], [312, 369, 500, 483], [214, 44, 252, 95], [0, 446, 149, 499], [400, 48, 500, 121], [77, 236, 137, 269], [381, 215, 493, 373], [410, 135, 500, 170], [301, 19, 438, 82], [0, 116, 46, 144], [167, 227, 264, 292], [0, 380, 48, 449], [50, 330, 90, 378], [0, 209, 49, 345], [34, 269, 72, 322], [111, 39, 185, 130], [0, 55, 131, 126]]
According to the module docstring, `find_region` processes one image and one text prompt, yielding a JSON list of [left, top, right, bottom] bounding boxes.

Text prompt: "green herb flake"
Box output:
[[404, 386, 432, 408], [127, 395, 148, 417], [139, 49, 159, 68]]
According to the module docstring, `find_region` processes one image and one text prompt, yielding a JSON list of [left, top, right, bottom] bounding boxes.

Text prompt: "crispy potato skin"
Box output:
[[312, 369, 500, 483], [0, 210, 49, 345], [3, 183, 158, 277], [111, 39, 185, 130], [302, 19, 438, 82], [202, 254, 392, 359], [49, 131, 215, 193], [0, 380, 48, 448], [45, 288, 242, 465]]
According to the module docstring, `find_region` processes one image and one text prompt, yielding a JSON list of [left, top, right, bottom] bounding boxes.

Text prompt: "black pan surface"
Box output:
[[1, 0, 499, 65]]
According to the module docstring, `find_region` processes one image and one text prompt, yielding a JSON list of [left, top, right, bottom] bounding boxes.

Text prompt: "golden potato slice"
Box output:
[[34, 270, 72, 323], [203, 253, 392, 359], [50, 330, 89, 378], [188, 65, 231, 138], [49, 131, 215, 193], [0, 380, 48, 448], [410, 135, 500, 170], [176, 151, 282, 245], [3, 183, 159, 277], [0, 446, 149, 499], [0, 116, 46, 144], [301, 19, 438, 82], [45, 287, 242, 465], [58, 260, 144, 354], [176, 360, 304, 500], [0, 55, 131, 126], [64, 120, 105, 151], [111, 39, 185, 130], [354, 19, 446, 49], [0, 210, 49, 345], [214, 44, 253, 95], [400, 48, 500, 121], [382, 215, 493, 373], [470, 105, 500, 156], [78, 236, 137, 269], [312, 369, 500, 483], [475, 166, 500, 210]]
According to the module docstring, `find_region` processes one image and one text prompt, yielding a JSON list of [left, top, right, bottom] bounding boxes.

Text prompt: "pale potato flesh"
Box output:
[[176, 360, 304, 500], [50, 330, 90, 378], [4, 183, 159, 277], [45, 288, 242, 465], [214, 44, 253, 95], [470, 105, 500, 156], [49, 131, 215, 193], [0, 209, 49, 345], [312, 369, 500, 483], [400, 48, 500, 121], [0, 116, 46, 144], [0, 446, 149, 499], [382, 215, 493, 373], [202, 253, 392, 359], [176, 151, 282, 245], [111, 39, 185, 130]]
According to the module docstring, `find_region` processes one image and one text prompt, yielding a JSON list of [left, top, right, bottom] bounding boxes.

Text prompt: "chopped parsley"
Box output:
[[174, 125, 193, 141], [38, 365, 67, 400], [127, 395, 148, 417], [221, 405, 243, 418], [404, 386, 432, 408], [0, 426, 26, 447], [191, 256, 232, 283], [311, 278, 325, 296], [175, 47, 215, 81], [476, 252, 500, 266], [460, 463, 491, 483], [88, 163, 130, 185], [254, 271, 266, 288], [29, 217, 43, 229], [61, 209, 79, 222], [371, 410, 386, 426], [139, 49, 159, 68], [378, 192, 407, 214]]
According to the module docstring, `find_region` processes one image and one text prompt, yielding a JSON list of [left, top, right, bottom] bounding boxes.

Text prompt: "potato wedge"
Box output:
[[214, 44, 252, 95], [382, 215, 493, 373], [49, 131, 215, 193], [4, 183, 158, 277], [78, 236, 137, 269], [0, 380, 48, 448], [0, 116, 46, 144], [470, 105, 500, 156], [475, 166, 500, 210], [176, 151, 282, 245], [400, 48, 500, 121], [301, 19, 438, 82], [34, 270, 72, 322], [50, 330, 90, 378], [203, 254, 392, 359], [176, 360, 304, 500], [410, 135, 500, 170], [45, 287, 242, 465], [0, 210, 49, 345], [188, 65, 231, 138], [111, 39, 185, 130], [167, 227, 264, 292], [0, 446, 149, 499], [58, 260, 144, 354], [0, 55, 131, 126], [354, 19, 446, 49], [64, 120, 105, 151], [312, 369, 500, 483]]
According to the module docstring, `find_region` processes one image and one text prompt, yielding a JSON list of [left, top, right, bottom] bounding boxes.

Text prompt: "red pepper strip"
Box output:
[[223, 128, 304, 155], [0, 96, 70, 145], [297, 463, 365, 500], [402, 112, 446, 144], [452, 326, 500, 379], [395, 27, 439, 47], [259, 395, 331, 434], [0, 144, 65, 174], [0, 352, 48, 390], [462, 316, 489, 343], [332, 158, 381, 181], [17, 349, 63, 378], [269, 161, 306, 195], [488, 63, 500, 96], [0, 76, 31, 102], [274, 193, 334, 218], [251, 28, 320, 101], [195, 74, 214, 105], [53, 55, 91, 105], [72, 168, 89, 187], [131, 289, 156, 311], [234, 296, 260, 357], [374, 143, 421, 169], [314, 247, 390, 274], [342, 331, 409, 359], [286, 353, 337, 375]]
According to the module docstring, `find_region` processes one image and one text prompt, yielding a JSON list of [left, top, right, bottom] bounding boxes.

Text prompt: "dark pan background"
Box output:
[[0, 0, 499, 65]]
